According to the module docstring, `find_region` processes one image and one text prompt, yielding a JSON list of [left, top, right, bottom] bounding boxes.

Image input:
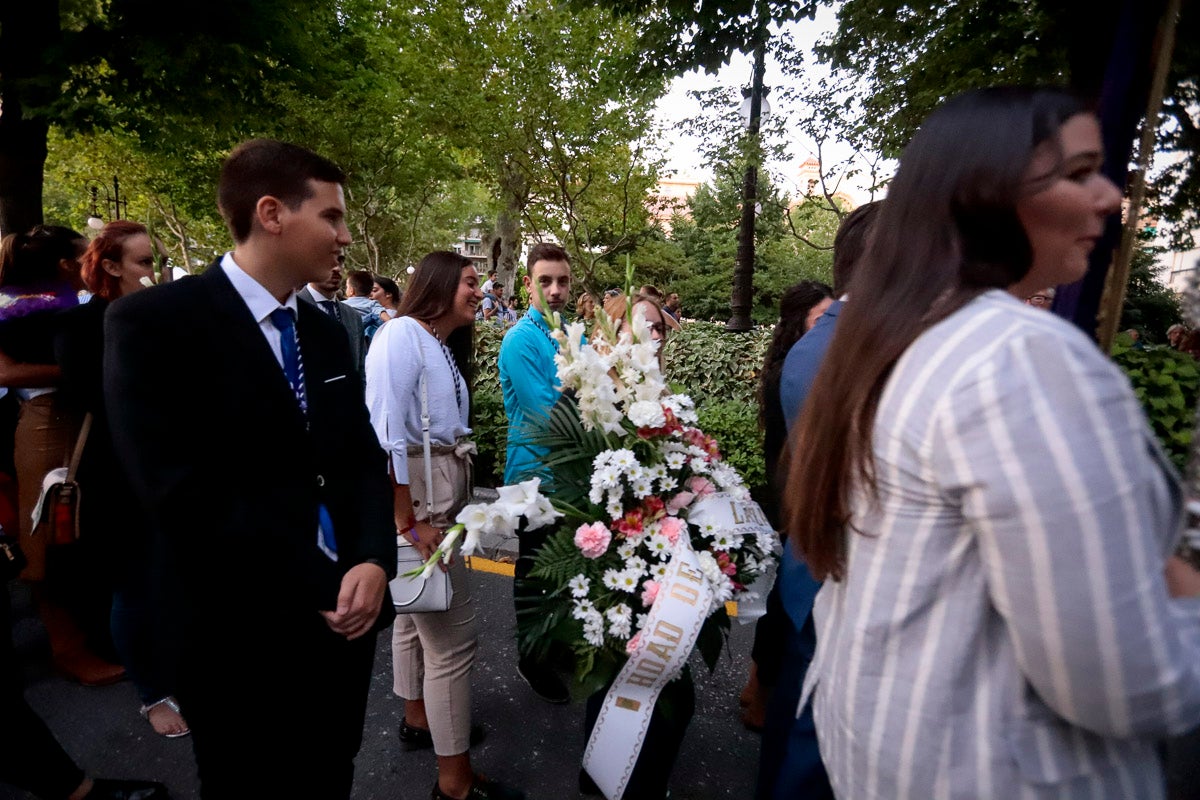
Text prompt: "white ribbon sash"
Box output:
[[582, 540, 713, 800], [581, 492, 774, 798]]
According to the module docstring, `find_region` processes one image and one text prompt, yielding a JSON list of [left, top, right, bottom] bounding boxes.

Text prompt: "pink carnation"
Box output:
[[626, 632, 643, 655], [573, 522, 612, 559], [686, 476, 715, 497], [658, 515, 685, 545], [666, 491, 695, 514], [641, 580, 661, 607]]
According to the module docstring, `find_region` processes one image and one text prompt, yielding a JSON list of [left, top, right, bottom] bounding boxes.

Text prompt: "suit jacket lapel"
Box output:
[[198, 261, 307, 428]]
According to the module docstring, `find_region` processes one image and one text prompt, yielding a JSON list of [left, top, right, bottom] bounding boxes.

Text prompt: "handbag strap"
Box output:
[[66, 413, 93, 481], [419, 346, 434, 517]]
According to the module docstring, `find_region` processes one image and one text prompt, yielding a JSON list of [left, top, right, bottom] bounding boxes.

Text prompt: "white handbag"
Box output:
[[390, 350, 454, 613]]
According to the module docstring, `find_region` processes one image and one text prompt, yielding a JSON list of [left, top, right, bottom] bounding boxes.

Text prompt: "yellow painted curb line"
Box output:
[[464, 556, 740, 616], [464, 556, 516, 577]]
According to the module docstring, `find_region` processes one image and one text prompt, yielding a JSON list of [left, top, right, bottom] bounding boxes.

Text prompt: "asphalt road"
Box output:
[[5, 568, 762, 800]]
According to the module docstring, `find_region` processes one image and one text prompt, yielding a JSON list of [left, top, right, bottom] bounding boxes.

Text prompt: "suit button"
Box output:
[[316, 475, 326, 487]]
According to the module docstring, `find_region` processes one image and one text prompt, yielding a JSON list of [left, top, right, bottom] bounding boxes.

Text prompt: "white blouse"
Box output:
[[364, 316, 470, 484]]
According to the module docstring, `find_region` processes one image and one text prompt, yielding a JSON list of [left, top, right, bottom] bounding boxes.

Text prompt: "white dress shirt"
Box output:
[[364, 316, 470, 484], [220, 252, 297, 370]]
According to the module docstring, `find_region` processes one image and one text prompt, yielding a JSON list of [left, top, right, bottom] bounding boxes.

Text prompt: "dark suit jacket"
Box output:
[[103, 261, 395, 642], [298, 285, 366, 379]]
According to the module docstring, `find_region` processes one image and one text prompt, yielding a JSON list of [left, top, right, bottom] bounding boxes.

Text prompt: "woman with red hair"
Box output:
[[55, 221, 190, 738]]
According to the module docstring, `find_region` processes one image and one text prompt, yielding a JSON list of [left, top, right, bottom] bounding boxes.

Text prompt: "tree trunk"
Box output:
[[495, 195, 522, 296], [0, 104, 49, 238], [0, 0, 61, 236]]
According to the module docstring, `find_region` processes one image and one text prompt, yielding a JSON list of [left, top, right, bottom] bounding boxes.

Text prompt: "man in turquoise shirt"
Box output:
[[498, 242, 573, 703]]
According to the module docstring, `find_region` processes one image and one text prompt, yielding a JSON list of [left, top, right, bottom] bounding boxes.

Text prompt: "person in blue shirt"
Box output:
[[756, 200, 881, 800], [497, 242, 573, 704]]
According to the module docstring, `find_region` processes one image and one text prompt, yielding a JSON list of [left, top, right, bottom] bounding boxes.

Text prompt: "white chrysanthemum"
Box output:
[[649, 463, 669, 480], [609, 449, 638, 471], [710, 462, 742, 490], [651, 563, 670, 579], [583, 611, 606, 646], [589, 484, 605, 505], [568, 574, 590, 598], [710, 532, 743, 551], [698, 521, 720, 537], [757, 531, 781, 556], [592, 464, 621, 490], [663, 394, 699, 424], [624, 555, 648, 576], [635, 613, 649, 631], [697, 550, 722, 585], [606, 603, 633, 638], [602, 569, 625, 591], [593, 451, 615, 469], [645, 532, 672, 559], [657, 475, 678, 493], [665, 451, 687, 470], [616, 541, 637, 559], [631, 478, 654, 499], [614, 570, 639, 593], [572, 598, 596, 620], [606, 497, 625, 520], [689, 457, 711, 474]]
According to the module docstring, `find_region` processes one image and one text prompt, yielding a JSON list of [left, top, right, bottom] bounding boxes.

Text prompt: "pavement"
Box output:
[[3, 522, 765, 800]]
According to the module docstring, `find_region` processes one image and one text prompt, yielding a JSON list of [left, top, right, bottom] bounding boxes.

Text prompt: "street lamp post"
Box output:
[[85, 176, 128, 229], [727, 40, 769, 333]]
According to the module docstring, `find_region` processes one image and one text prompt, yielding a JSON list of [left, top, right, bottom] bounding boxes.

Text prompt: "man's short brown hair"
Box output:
[[345, 269, 374, 296], [217, 139, 346, 243], [525, 242, 570, 278]]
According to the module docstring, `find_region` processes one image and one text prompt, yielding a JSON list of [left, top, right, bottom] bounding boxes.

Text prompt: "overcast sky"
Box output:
[[649, 4, 885, 205]]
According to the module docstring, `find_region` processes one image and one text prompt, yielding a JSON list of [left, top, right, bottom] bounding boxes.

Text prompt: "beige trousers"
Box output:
[[15, 394, 79, 582], [391, 555, 478, 755], [392, 444, 478, 756]]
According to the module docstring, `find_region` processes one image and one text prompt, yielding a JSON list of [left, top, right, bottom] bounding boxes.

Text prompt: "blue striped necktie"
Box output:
[[269, 307, 337, 559], [268, 308, 307, 414]]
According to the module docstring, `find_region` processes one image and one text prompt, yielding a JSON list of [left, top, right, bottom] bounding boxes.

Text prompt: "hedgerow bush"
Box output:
[[1111, 335, 1200, 471], [470, 320, 772, 488]]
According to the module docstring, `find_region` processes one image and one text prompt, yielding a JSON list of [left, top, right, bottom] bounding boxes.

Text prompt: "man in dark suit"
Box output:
[[104, 139, 396, 799], [298, 263, 367, 378]]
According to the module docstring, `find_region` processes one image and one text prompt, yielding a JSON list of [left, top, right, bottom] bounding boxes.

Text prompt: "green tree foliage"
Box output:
[[668, 170, 836, 321], [583, 0, 819, 76], [814, 0, 1200, 247], [1119, 244, 1183, 344], [1, 0, 355, 235]]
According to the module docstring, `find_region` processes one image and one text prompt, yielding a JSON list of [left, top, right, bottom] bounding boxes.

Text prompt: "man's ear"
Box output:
[[522, 273, 532, 293], [256, 196, 284, 235]]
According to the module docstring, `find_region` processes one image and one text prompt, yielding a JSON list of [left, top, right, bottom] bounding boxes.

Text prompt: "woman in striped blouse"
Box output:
[[786, 86, 1200, 799]]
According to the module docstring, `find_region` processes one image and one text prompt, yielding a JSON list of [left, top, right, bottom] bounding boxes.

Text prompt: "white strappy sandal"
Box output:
[[139, 696, 191, 739]]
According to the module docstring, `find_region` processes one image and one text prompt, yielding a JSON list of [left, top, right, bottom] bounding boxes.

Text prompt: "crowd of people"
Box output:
[[3, 83, 1200, 800]]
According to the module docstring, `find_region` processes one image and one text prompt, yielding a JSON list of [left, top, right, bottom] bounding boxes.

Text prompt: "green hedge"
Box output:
[[471, 324, 1199, 489], [470, 321, 772, 488], [1111, 335, 1200, 471]]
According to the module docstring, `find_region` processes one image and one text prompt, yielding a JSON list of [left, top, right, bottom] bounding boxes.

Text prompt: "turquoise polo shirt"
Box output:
[[498, 308, 561, 484]]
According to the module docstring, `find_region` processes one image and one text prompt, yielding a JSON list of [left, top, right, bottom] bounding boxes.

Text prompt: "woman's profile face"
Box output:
[[618, 300, 666, 343], [370, 282, 392, 306], [1014, 114, 1122, 296], [450, 265, 482, 328], [106, 233, 155, 298]]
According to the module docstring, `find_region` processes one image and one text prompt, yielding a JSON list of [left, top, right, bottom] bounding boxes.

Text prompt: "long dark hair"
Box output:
[[397, 250, 475, 387], [0, 225, 86, 289], [785, 86, 1091, 581], [757, 280, 833, 431]]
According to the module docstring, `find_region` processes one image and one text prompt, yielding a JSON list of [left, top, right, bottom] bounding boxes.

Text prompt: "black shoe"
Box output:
[[431, 773, 525, 799], [85, 779, 171, 800], [517, 659, 569, 704], [399, 717, 486, 751]]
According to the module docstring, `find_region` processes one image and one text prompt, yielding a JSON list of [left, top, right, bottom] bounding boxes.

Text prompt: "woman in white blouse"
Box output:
[[785, 87, 1200, 799], [365, 251, 522, 800]]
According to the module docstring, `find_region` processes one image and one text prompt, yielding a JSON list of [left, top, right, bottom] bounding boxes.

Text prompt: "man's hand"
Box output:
[[321, 562, 388, 640]]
